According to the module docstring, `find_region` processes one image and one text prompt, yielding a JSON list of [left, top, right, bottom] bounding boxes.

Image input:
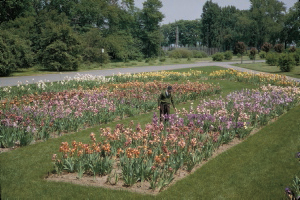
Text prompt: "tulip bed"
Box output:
[[52, 85, 300, 192], [0, 80, 220, 148]]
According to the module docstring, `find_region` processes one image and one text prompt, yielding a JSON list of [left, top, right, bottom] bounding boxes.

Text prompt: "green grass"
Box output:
[[0, 66, 298, 199], [233, 62, 300, 79]]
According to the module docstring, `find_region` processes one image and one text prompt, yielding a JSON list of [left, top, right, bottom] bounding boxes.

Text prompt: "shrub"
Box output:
[[40, 40, 81, 71], [274, 44, 284, 53], [249, 48, 258, 61], [212, 52, 224, 61], [169, 49, 192, 59], [159, 57, 166, 62], [292, 49, 300, 65], [261, 42, 273, 53], [191, 50, 208, 58], [266, 52, 279, 66], [259, 51, 267, 59], [223, 51, 233, 60], [82, 47, 110, 64], [278, 53, 296, 72], [0, 31, 34, 76]]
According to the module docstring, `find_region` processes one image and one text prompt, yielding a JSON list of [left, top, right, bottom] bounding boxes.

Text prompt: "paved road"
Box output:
[[0, 60, 298, 87]]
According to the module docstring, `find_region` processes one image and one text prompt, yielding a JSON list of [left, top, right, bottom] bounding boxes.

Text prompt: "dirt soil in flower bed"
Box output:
[[45, 119, 275, 195]]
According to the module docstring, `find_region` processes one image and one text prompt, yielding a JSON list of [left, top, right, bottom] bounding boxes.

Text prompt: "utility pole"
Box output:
[[176, 26, 179, 48]]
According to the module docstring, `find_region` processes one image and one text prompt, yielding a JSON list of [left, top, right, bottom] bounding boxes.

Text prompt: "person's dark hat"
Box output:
[[167, 86, 173, 90]]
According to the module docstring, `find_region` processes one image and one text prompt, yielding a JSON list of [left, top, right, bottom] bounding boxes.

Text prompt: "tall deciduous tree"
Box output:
[[139, 0, 164, 58], [282, 2, 300, 47], [200, 0, 221, 48], [249, 0, 285, 48], [0, 0, 33, 24]]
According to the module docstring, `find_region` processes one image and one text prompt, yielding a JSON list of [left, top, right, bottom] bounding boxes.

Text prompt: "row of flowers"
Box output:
[[0, 70, 204, 100], [0, 81, 220, 148], [52, 85, 300, 191], [2, 68, 299, 101], [208, 69, 299, 87]]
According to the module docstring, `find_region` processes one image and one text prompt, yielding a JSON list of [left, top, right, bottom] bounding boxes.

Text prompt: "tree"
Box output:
[[235, 42, 246, 63], [282, 2, 300, 47], [139, 0, 164, 58], [0, 31, 33, 76], [200, 0, 221, 48], [249, 47, 258, 63], [274, 43, 284, 53], [261, 42, 273, 53], [0, 0, 33, 24], [249, 0, 285, 49], [35, 11, 81, 71]]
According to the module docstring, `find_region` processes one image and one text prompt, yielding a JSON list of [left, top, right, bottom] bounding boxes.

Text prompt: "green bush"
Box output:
[[278, 53, 296, 72], [40, 40, 81, 71], [292, 49, 300, 65], [0, 31, 34, 76], [266, 52, 278, 66], [191, 50, 208, 58], [82, 47, 110, 64], [159, 57, 166, 62], [169, 49, 192, 59], [223, 51, 233, 60], [212, 52, 224, 61], [259, 51, 267, 59]]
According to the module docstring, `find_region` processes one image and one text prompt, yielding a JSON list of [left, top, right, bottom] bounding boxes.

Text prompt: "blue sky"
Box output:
[[134, 0, 298, 24]]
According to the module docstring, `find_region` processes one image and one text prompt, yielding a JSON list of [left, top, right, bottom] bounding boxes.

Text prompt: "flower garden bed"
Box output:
[[0, 80, 220, 148], [49, 85, 300, 194]]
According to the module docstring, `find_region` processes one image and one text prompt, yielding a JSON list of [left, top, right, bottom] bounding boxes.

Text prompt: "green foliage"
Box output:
[[274, 43, 284, 53], [259, 51, 267, 59], [266, 52, 279, 66], [278, 53, 296, 72], [35, 12, 81, 71], [80, 29, 110, 64], [0, 0, 33, 23], [261, 42, 273, 53], [200, 1, 221, 48], [212, 52, 224, 61], [104, 34, 143, 61], [292, 49, 300, 65], [191, 50, 208, 58], [223, 51, 233, 60], [0, 31, 34, 76], [139, 0, 164, 58], [169, 49, 192, 59], [159, 57, 166, 62], [161, 20, 201, 47]]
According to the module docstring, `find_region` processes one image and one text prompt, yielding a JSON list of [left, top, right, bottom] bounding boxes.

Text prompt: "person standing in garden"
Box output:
[[158, 86, 176, 122]]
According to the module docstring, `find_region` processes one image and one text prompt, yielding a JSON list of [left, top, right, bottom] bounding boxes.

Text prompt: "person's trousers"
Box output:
[[160, 103, 170, 122]]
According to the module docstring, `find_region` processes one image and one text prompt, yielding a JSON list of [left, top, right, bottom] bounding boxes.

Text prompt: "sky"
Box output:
[[134, 0, 298, 24]]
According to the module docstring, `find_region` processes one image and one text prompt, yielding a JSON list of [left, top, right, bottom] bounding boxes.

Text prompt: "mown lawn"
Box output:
[[234, 62, 300, 79], [0, 66, 298, 199]]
